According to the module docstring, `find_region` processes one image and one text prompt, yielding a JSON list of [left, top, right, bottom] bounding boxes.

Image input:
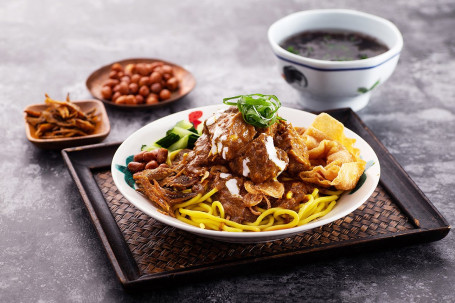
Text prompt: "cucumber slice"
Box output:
[[169, 126, 195, 138], [196, 122, 204, 135], [168, 135, 189, 151], [141, 143, 160, 151], [188, 126, 198, 134], [175, 120, 194, 130], [187, 134, 199, 149], [155, 133, 180, 148], [143, 120, 200, 152]]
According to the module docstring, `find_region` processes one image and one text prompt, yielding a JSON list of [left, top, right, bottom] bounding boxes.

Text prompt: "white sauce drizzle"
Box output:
[[206, 111, 223, 126], [206, 116, 216, 126], [220, 173, 231, 179], [242, 158, 250, 177], [222, 147, 229, 159], [225, 179, 240, 197], [265, 135, 286, 172], [210, 125, 224, 155]]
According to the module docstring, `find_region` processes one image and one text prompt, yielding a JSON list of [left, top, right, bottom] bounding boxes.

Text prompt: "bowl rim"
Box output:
[[267, 9, 404, 71], [24, 99, 111, 143]]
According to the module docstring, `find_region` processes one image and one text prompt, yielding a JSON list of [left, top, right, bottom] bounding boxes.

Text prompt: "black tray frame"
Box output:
[[62, 108, 450, 290]]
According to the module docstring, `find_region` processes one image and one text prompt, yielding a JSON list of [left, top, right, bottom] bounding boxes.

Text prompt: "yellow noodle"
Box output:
[[198, 188, 218, 203], [194, 218, 221, 230], [221, 225, 243, 232], [195, 202, 213, 214], [173, 193, 202, 209], [175, 211, 202, 227], [246, 216, 275, 228], [174, 187, 342, 232], [178, 208, 261, 232], [298, 201, 337, 225], [211, 201, 225, 218], [263, 209, 300, 231]]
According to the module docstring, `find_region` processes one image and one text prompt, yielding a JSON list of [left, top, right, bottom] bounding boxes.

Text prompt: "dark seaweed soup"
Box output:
[[280, 30, 389, 61]]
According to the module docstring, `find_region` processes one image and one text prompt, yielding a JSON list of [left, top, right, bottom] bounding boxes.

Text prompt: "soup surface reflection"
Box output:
[[280, 30, 389, 61]]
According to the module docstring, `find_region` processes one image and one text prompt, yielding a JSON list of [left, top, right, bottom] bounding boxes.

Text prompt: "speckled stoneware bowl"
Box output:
[[268, 9, 403, 111], [111, 105, 380, 243]]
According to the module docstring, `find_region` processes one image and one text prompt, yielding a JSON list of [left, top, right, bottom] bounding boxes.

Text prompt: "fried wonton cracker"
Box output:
[[299, 113, 366, 191], [303, 113, 360, 159]]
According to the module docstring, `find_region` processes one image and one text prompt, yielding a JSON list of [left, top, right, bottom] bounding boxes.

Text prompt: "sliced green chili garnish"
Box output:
[[223, 94, 283, 128]]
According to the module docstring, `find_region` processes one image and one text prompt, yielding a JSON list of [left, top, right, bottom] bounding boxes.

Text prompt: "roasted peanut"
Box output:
[[126, 95, 136, 104], [131, 74, 141, 84], [133, 151, 145, 162], [150, 83, 162, 94], [135, 95, 144, 104], [101, 61, 180, 105], [145, 160, 159, 169], [139, 85, 150, 97], [115, 95, 127, 104], [118, 82, 129, 95], [109, 71, 119, 79], [104, 79, 119, 88], [120, 76, 130, 84], [150, 62, 163, 70], [146, 94, 159, 104], [161, 64, 173, 74], [112, 91, 121, 102], [136, 63, 149, 76], [156, 148, 168, 164], [143, 151, 157, 162], [159, 89, 171, 101], [149, 72, 162, 84], [153, 66, 163, 74], [139, 76, 150, 87], [111, 63, 123, 72], [125, 63, 136, 75], [128, 83, 139, 94], [127, 161, 145, 173], [101, 86, 113, 99], [166, 77, 179, 91]]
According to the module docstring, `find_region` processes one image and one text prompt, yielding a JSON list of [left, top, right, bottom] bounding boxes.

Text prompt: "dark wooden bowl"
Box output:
[[86, 58, 196, 109], [24, 99, 110, 149]]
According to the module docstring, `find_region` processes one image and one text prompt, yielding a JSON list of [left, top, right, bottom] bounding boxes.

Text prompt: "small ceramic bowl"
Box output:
[[24, 99, 110, 149], [268, 9, 403, 111]]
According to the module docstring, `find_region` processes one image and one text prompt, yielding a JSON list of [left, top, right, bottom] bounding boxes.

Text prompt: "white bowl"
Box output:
[[111, 105, 380, 243], [268, 9, 403, 111]]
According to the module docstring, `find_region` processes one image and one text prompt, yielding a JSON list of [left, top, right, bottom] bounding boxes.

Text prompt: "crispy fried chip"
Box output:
[[244, 180, 285, 199], [299, 113, 366, 191], [303, 113, 359, 158]]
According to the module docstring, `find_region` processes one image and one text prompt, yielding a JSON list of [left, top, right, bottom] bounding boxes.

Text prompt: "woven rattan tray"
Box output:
[[62, 108, 450, 290]]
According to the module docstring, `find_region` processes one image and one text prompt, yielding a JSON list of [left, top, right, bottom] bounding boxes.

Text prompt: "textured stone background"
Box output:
[[1, 0, 454, 302]]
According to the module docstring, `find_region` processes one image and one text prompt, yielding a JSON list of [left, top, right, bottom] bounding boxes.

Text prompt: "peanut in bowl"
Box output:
[[86, 58, 196, 109]]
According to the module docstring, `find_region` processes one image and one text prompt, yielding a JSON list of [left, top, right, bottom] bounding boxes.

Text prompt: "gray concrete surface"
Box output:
[[1, 0, 454, 302]]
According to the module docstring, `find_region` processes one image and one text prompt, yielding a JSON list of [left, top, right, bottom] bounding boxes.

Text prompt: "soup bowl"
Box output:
[[268, 9, 403, 111]]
